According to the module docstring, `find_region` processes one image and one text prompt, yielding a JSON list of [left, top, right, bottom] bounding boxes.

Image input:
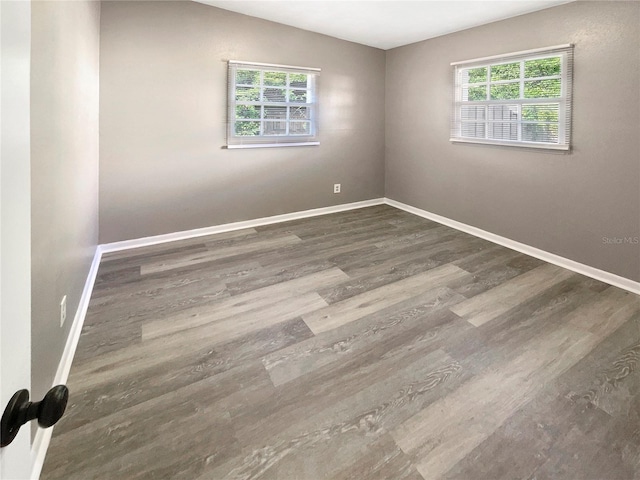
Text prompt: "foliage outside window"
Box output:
[[451, 45, 574, 150], [227, 61, 320, 148]]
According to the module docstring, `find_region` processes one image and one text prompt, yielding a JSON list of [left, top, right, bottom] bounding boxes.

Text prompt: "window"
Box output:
[[227, 61, 320, 148], [451, 44, 574, 150]]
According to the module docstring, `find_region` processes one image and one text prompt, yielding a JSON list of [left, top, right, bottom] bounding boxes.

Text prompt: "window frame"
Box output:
[[227, 60, 320, 149], [450, 44, 574, 151]]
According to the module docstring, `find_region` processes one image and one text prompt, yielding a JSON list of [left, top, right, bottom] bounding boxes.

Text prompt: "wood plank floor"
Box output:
[[41, 205, 640, 480]]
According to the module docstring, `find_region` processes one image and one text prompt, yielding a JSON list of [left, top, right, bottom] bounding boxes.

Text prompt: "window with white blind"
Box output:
[[451, 44, 574, 150], [227, 61, 320, 148]]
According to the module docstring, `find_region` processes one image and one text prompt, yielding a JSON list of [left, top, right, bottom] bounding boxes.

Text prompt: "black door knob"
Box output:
[[1, 385, 69, 448]]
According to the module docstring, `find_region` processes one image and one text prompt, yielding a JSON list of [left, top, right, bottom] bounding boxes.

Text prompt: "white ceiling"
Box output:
[[194, 0, 573, 50]]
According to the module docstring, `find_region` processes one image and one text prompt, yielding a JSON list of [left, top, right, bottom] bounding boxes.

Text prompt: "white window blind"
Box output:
[[451, 44, 574, 150], [227, 61, 320, 148]]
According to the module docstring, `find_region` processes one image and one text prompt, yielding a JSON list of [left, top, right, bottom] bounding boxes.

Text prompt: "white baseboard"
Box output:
[[100, 198, 386, 253], [30, 245, 103, 480], [384, 198, 640, 295]]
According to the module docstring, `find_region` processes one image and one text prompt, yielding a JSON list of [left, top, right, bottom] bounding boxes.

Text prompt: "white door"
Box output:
[[0, 0, 34, 479]]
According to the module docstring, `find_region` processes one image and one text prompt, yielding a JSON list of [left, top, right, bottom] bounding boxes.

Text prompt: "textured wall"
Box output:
[[99, 1, 386, 243], [31, 0, 100, 400], [385, 1, 640, 281]]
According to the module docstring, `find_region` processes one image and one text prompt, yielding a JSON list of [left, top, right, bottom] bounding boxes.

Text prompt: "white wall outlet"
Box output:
[[60, 295, 67, 327], [333, 183, 341, 194]]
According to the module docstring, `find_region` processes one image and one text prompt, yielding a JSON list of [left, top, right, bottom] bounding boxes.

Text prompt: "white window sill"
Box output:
[[227, 142, 320, 149], [450, 137, 570, 151]]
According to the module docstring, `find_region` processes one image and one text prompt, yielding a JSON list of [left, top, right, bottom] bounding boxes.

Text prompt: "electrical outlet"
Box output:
[[333, 183, 341, 194], [60, 295, 67, 327]]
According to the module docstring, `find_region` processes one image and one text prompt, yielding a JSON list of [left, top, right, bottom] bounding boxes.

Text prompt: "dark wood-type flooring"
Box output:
[[42, 205, 640, 479]]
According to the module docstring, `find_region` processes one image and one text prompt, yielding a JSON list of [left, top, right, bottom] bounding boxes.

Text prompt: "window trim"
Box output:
[[450, 44, 574, 151], [227, 60, 320, 149]]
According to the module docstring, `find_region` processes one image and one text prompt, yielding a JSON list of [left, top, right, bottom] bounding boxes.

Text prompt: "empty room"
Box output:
[[1, 0, 639, 479]]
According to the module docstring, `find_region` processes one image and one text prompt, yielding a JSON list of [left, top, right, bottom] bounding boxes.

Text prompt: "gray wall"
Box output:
[[31, 0, 100, 400], [385, 1, 640, 282], [99, 1, 386, 243]]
